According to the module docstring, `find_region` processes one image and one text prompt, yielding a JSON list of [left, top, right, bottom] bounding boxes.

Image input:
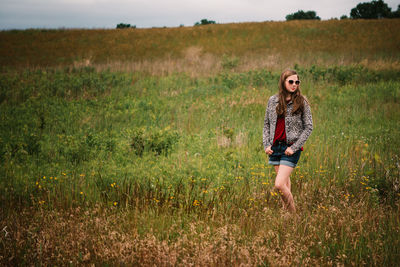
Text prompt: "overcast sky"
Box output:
[[0, 0, 399, 30]]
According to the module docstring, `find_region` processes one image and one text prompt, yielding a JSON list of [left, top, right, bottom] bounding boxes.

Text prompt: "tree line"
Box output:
[[286, 0, 400, 21], [117, 0, 400, 28]]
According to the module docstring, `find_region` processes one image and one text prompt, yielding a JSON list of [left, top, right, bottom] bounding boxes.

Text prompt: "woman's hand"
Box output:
[[285, 147, 294, 156], [265, 146, 273, 155]]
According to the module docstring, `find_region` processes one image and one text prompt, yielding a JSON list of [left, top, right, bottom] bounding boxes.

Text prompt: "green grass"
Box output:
[[1, 64, 400, 265]]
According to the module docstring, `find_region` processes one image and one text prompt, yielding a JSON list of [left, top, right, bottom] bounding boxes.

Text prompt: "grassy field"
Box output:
[[1, 19, 400, 265], [1, 19, 400, 74]]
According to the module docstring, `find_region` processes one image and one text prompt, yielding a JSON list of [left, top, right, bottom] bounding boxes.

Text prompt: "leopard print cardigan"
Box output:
[[263, 94, 313, 152]]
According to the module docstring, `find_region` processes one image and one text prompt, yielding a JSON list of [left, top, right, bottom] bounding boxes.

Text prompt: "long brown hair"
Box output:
[[276, 69, 305, 117]]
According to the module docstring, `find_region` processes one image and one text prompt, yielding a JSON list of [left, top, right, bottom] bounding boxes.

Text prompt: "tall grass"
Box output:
[[1, 63, 399, 265], [1, 19, 400, 74], [1, 18, 400, 265]]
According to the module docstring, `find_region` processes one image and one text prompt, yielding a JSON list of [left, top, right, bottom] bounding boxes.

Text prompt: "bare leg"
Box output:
[[273, 166, 285, 208], [274, 166, 292, 192], [274, 165, 296, 213], [274, 165, 279, 173]]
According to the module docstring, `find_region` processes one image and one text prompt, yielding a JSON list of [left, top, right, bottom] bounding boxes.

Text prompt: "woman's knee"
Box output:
[[274, 183, 286, 192]]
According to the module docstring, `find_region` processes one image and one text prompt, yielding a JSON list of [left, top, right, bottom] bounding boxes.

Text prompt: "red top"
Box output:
[[273, 116, 304, 151], [273, 116, 286, 145]]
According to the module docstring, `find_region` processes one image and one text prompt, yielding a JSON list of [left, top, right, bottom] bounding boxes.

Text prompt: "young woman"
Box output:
[[263, 69, 313, 213]]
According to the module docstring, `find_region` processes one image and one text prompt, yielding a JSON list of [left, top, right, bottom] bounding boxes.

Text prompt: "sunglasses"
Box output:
[[286, 80, 300, 85]]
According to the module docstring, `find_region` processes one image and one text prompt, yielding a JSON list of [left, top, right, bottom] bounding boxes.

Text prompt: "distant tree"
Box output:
[[116, 23, 136, 29], [286, 10, 321, 21], [350, 0, 391, 19], [340, 15, 349, 19], [388, 4, 400, 18], [194, 19, 216, 26]]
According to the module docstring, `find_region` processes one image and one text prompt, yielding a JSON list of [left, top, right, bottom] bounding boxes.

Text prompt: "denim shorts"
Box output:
[[268, 143, 301, 168]]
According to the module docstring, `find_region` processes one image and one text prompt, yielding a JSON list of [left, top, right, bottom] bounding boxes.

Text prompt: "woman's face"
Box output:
[[284, 74, 300, 93]]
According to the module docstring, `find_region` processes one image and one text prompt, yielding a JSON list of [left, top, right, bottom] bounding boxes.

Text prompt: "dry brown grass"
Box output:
[[1, 19, 400, 75], [89, 53, 400, 77], [2, 192, 398, 266]]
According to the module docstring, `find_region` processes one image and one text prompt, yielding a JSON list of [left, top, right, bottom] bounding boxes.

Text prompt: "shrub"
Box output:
[[59, 135, 92, 165], [286, 10, 321, 21], [221, 55, 239, 70], [130, 127, 180, 156], [294, 64, 400, 85], [1, 132, 41, 162], [116, 23, 136, 29], [194, 19, 216, 26]]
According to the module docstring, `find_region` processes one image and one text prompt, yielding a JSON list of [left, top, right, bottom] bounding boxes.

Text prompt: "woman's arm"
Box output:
[[290, 100, 313, 152], [263, 98, 272, 150]]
